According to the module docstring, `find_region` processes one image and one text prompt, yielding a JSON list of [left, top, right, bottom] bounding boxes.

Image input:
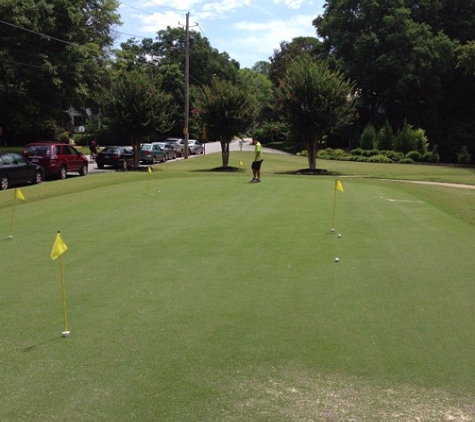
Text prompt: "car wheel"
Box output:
[[0, 175, 9, 190], [97, 163, 104, 169], [152, 156, 157, 164], [122, 159, 127, 170], [59, 166, 67, 179], [79, 164, 88, 176], [161, 155, 166, 163], [33, 171, 43, 185]]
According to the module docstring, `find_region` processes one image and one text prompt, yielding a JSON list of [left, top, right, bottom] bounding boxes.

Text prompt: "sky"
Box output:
[[114, 0, 326, 69]]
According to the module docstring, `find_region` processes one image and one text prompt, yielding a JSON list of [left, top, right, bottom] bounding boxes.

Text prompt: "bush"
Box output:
[[360, 124, 377, 150], [362, 149, 380, 157], [406, 151, 422, 161], [376, 120, 395, 150], [317, 148, 352, 160], [350, 148, 364, 156], [393, 120, 428, 154], [399, 158, 415, 164], [457, 145, 472, 165], [368, 154, 393, 163], [380, 150, 404, 162]]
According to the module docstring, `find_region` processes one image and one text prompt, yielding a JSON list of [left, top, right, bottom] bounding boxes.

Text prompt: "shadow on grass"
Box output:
[[191, 167, 344, 176], [192, 166, 243, 173], [23, 337, 63, 352]]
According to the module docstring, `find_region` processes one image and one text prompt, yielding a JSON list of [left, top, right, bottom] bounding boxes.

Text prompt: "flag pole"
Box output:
[[9, 200, 16, 238], [331, 179, 344, 232], [147, 166, 153, 195], [331, 186, 337, 232], [9, 188, 25, 238], [59, 255, 70, 337]]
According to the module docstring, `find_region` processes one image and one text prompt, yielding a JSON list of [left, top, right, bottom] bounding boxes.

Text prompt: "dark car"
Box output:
[[96, 146, 134, 169], [0, 152, 44, 190], [22, 142, 88, 179]]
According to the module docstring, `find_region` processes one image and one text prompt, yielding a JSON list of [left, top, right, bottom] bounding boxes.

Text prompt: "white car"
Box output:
[[188, 139, 204, 155]]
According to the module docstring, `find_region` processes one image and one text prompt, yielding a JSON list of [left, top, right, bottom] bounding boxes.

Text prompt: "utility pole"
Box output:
[[184, 12, 190, 159]]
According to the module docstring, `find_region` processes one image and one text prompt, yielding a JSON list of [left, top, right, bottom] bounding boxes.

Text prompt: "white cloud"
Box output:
[[116, 0, 324, 67]]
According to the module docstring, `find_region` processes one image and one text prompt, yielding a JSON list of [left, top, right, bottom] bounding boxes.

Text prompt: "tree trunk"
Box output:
[[132, 138, 141, 169], [220, 141, 230, 168], [306, 140, 317, 170]]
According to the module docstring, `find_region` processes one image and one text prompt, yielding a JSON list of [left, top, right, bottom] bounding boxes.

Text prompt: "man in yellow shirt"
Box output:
[[250, 137, 264, 183]]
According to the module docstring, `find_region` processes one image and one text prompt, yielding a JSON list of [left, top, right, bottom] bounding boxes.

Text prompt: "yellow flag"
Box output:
[[51, 232, 68, 260], [148, 166, 152, 173], [14, 188, 25, 201], [335, 179, 344, 192], [239, 160, 243, 166]]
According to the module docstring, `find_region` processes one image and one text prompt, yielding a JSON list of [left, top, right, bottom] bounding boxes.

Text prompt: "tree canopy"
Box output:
[[313, 0, 475, 161], [0, 0, 120, 141], [195, 77, 255, 168], [277, 57, 356, 170]]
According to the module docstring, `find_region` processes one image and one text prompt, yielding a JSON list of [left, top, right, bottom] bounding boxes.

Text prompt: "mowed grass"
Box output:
[[1, 153, 474, 421]]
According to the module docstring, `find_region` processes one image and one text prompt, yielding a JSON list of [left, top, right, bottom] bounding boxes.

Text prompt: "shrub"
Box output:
[[406, 151, 422, 161], [360, 124, 377, 150], [376, 120, 395, 150], [368, 154, 393, 163], [431, 145, 440, 163], [350, 148, 364, 156], [393, 120, 428, 154], [457, 145, 472, 165], [362, 149, 380, 157], [317, 148, 352, 160], [399, 158, 415, 164], [381, 150, 404, 162]]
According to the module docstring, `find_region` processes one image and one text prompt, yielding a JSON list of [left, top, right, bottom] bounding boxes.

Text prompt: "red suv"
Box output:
[[22, 142, 88, 179]]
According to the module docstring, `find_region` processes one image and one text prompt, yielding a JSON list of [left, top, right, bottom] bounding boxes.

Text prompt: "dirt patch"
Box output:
[[220, 369, 475, 421]]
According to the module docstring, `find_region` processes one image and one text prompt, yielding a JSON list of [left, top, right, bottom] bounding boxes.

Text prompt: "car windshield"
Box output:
[[24, 145, 50, 155], [102, 147, 120, 154], [141, 145, 152, 151]]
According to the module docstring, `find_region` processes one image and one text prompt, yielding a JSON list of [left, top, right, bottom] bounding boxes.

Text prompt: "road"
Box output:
[[86, 138, 280, 174]]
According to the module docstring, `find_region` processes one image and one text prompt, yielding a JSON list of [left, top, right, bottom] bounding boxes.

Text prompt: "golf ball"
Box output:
[[335, 257, 340, 262]]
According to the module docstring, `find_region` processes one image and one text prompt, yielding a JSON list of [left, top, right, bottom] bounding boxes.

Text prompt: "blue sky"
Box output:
[[114, 0, 326, 69]]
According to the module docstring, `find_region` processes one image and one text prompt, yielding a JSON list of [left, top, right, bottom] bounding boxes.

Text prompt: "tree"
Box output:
[[119, 27, 240, 138], [269, 36, 325, 87], [277, 57, 356, 170], [313, 0, 475, 162], [194, 77, 254, 169], [0, 0, 120, 142], [237, 68, 273, 136], [99, 70, 175, 167]]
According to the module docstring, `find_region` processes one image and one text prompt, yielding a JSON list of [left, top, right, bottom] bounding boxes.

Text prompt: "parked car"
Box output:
[[188, 139, 204, 155], [96, 146, 134, 169], [0, 152, 44, 190], [140, 143, 166, 164], [165, 138, 187, 157], [22, 142, 88, 179], [154, 142, 177, 160]]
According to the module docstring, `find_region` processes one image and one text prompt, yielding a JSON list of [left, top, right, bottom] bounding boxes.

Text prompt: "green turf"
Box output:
[[1, 153, 474, 421]]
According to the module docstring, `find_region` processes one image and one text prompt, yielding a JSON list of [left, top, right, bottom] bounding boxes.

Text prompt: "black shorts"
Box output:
[[251, 160, 263, 170]]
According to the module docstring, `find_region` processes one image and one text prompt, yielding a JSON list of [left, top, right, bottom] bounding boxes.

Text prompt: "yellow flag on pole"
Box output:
[[14, 188, 25, 201], [148, 166, 152, 173], [51, 232, 68, 260], [239, 160, 243, 166], [335, 179, 344, 192]]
